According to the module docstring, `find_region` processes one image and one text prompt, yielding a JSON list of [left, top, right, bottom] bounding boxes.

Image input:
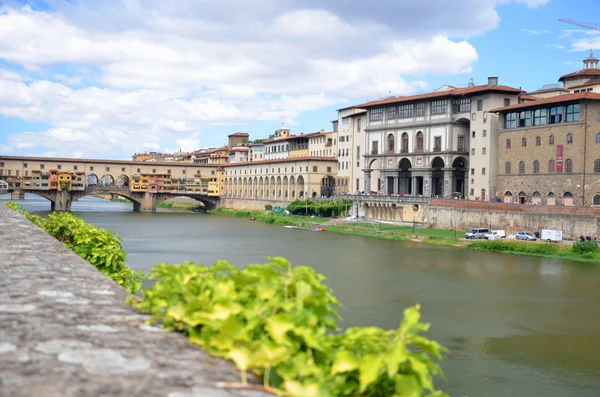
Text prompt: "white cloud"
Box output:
[[521, 28, 550, 35], [0, 0, 548, 159]]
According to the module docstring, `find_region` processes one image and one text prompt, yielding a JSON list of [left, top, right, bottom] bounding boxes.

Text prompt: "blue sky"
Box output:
[[0, 0, 599, 159]]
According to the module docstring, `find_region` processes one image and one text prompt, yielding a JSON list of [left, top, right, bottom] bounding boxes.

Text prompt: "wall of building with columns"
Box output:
[[222, 158, 338, 200]]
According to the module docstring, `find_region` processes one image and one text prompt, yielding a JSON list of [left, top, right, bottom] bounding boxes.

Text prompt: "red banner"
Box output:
[[556, 144, 563, 173]]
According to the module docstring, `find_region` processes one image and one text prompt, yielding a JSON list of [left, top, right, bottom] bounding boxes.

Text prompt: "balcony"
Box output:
[[370, 150, 379, 155], [433, 147, 442, 153]]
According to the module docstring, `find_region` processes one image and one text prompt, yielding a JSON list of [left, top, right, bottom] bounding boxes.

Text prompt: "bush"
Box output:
[[573, 240, 599, 254], [132, 257, 448, 397], [7, 203, 143, 293], [265, 204, 273, 211], [287, 198, 352, 217]]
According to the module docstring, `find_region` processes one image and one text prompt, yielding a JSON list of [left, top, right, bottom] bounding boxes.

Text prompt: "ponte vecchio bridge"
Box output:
[[0, 156, 222, 212]]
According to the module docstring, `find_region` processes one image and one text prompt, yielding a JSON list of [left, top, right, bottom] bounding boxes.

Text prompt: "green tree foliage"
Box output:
[[7, 202, 143, 293], [572, 240, 599, 255], [287, 198, 352, 217], [132, 257, 448, 397]]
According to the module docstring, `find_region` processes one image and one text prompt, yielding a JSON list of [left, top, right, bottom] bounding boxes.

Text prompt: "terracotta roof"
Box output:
[[558, 68, 600, 82], [228, 132, 249, 137], [490, 92, 600, 112], [356, 84, 524, 108], [248, 142, 264, 147], [526, 87, 569, 95], [518, 95, 540, 101], [230, 147, 250, 152], [222, 156, 338, 167]]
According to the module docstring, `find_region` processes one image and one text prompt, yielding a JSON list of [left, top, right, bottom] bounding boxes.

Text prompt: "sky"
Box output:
[[1, 0, 600, 160]]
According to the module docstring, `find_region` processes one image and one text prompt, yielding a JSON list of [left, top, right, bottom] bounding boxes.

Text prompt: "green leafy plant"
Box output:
[[287, 199, 352, 217], [572, 240, 599, 255], [7, 202, 143, 293], [131, 257, 448, 396], [265, 204, 273, 211]]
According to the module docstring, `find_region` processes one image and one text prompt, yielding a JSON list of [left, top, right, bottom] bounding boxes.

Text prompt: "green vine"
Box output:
[[131, 257, 448, 396], [6, 202, 144, 293], [287, 198, 352, 217]]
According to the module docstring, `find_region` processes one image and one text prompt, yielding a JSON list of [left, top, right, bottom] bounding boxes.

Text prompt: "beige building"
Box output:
[[493, 92, 600, 207], [359, 78, 523, 199], [336, 107, 367, 193], [223, 157, 338, 200]]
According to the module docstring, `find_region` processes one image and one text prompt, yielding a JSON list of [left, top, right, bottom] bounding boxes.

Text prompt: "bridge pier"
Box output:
[[50, 190, 73, 212], [11, 189, 25, 200], [132, 192, 159, 212]]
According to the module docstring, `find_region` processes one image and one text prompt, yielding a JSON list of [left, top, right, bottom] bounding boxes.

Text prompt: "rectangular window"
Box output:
[[549, 107, 563, 124], [452, 98, 471, 113], [41, 164, 45, 169], [431, 100, 447, 115], [370, 108, 384, 121], [371, 141, 379, 155], [482, 168, 486, 175], [482, 147, 486, 155], [482, 129, 487, 137], [167, 169, 171, 174], [415, 103, 425, 116], [471, 113, 476, 121], [357, 118, 361, 132], [533, 109, 547, 125], [457, 136, 465, 152], [122, 167, 126, 172], [471, 148, 475, 155], [519, 110, 531, 127], [313, 166, 318, 172], [57, 165, 62, 170], [356, 146, 360, 160], [182, 170, 186, 174], [433, 136, 442, 152], [327, 167, 332, 172], [477, 100, 483, 111], [472, 131, 475, 138], [566, 104, 580, 122], [471, 168, 475, 175], [342, 117, 350, 125], [23, 163, 27, 168], [387, 106, 397, 120], [73, 165, 78, 171], [106, 167, 110, 172], [152, 169, 156, 173], [504, 98, 511, 106], [504, 112, 517, 128], [137, 168, 141, 172], [399, 104, 414, 118]]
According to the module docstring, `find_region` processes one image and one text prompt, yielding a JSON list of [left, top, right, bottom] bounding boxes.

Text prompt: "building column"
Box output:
[[443, 169, 453, 198], [424, 172, 433, 198], [393, 177, 399, 194], [411, 176, 417, 195], [364, 170, 372, 193]]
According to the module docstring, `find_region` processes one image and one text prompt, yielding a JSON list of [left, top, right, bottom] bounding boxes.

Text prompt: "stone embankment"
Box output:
[[0, 203, 270, 397]]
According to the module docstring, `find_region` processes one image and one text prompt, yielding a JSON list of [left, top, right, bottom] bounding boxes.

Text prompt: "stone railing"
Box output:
[[0, 203, 270, 397], [345, 195, 431, 204]]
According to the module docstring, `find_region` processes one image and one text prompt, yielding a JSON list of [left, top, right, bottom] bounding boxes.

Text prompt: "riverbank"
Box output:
[[93, 194, 204, 211], [210, 208, 600, 263]]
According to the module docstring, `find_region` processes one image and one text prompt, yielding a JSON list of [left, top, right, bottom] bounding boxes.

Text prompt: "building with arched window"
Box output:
[[493, 53, 600, 206], [357, 77, 522, 198]]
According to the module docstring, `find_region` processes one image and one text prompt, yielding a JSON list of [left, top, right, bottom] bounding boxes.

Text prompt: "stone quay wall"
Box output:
[[218, 197, 292, 211], [0, 203, 270, 397], [426, 199, 600, 239]]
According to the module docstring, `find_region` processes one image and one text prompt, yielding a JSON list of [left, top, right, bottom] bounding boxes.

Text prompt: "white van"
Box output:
[[541, 229, 563, 243], [485, 230, 506, 240]]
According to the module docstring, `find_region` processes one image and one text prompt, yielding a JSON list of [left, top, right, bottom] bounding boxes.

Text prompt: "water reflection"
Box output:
[[4, 194, 600, 396]]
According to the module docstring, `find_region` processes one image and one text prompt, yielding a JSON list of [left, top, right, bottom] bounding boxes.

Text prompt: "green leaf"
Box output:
[[295, 280, 312, 310], [229, 346, 251, 371], [266, 315, 294, 344], [385, 342, 408, 378], [393, 373, 421, 397], [359, 354, 382, 392], [331, 350, 359, 375]]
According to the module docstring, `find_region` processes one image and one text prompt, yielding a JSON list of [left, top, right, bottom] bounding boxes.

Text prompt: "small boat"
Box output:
[[250, 217, 256, 221]]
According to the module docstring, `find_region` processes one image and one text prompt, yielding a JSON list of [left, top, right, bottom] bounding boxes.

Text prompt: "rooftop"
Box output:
[[558, 68, 600, 82], [222, 156, 338, 167], [357, 84, 523, 108], [227, 132, 250, 137], [490, 92, 600, 112]]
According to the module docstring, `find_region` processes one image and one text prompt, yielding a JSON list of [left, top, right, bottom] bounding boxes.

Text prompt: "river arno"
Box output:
[[5, 194, 600, 397]]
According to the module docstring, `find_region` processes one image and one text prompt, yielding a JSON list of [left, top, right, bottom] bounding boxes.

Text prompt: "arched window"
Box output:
[[416, 131, 424, 151], [594, 195, 600, 205], [401, 133, 409, 153], [596, 133, 600, 143], [387, 134, 395, 153], [565, 159, 573, 173], [549, 135, 555, 145], [506, 139, 511, 149], [535, 136, 541, 146], [505, 162, 511, 174], [548, 160, 555, 173], [519, 161, 525, 174], [533, 160, 540, 174], [567, 133, 573, 144], [595, 159, 600, 173], [522, 138, 527, 147]]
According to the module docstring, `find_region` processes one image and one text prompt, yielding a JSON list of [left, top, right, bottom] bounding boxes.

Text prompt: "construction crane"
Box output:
[[558, 17, 600, 32]]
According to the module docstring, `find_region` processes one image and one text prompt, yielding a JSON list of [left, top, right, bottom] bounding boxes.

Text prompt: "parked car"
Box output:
[[465, 228, 490, 239], [540, 229, 563, 243], [485, 230, 506, 240], [515, 231, 537, 241]]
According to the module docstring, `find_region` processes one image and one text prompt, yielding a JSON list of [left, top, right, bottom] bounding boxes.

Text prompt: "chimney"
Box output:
[[488, 76, 498, 87]]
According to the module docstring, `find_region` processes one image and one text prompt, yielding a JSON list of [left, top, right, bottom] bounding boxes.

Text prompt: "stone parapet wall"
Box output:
[[0, 203, 269, 397], [219, 197, 292, 211], [427, 199, 600, 239]]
